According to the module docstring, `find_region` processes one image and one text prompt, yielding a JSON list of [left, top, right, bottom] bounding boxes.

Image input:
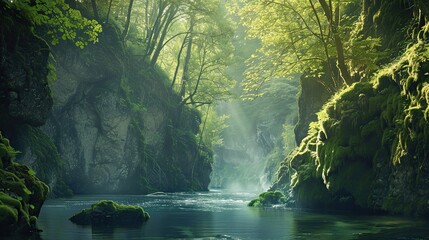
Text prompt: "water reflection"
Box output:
[[26, 191, 429, 240]]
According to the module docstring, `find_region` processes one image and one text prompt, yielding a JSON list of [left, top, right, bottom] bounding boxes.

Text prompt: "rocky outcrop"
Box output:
[[36, 23, 211, 194], [0, 2, 52, 127], [0, 132, 49, 235], [294, 74, 332, 144], [272, 42, 429, 217], [0, 2, 50, 236], [0, 1, 69, 198], [248, 191, 286, 207]]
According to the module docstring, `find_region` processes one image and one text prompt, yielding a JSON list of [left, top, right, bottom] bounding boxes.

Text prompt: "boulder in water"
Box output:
[[69, 200, 149, 226]]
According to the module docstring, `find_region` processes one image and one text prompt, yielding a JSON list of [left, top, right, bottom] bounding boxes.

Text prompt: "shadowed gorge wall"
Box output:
[[36, 23, 211, 194], [0, 2, 50, 235]]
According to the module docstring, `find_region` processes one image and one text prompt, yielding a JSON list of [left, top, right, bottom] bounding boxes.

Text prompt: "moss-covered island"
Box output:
[[69, 200, 149, 226], [248, 191, 287, 207]]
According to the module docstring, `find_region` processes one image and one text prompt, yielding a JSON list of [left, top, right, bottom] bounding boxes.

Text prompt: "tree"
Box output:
[[234, 0, 380, 97], [317, 0, 352, 85], [122, 0, 135, 40], [176, 0, 235, 107], [14, 0, 102, 49], [90, 0, 99, 20], [105, 0, 114, 23], [104, 0, 235, 107]]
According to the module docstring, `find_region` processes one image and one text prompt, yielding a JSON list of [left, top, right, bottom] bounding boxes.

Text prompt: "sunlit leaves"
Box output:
[[197, 106, 229, 148], [236, 0, 330, 97], [235, 0, 382, 98], [14, 0, 102, 49]]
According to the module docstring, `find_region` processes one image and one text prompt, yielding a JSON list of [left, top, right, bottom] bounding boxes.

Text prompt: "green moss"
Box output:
[[0, 132, 49, 235], [0, 205, 19, 229], [248, 191, 286, 207], [273, 42, 429, 216], [70, 200, 150, 226]]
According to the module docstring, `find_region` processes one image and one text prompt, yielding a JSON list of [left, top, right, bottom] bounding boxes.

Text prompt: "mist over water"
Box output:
[[210, 77, 299, 192]]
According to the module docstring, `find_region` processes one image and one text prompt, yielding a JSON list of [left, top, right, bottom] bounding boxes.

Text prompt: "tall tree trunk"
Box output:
[[191, 104, 211, 184], [105, 0, 114, 23], [182, 45, 207, 105], [91, 0, 99, 20], [122, 0, 135, 40], [308, 0, 340, 91], [171, 32, 189, 88], [146, 2, 170, 59], [180, 18, 194, 98], [318, 0, 352, 86], [150, 5, 178, 65]]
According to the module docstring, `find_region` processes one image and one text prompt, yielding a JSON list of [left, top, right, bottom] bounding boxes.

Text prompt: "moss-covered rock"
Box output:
[[273, 40, 429, 217], [0, 132, 49, 235], [70, 200, 149, 226], [248, 191, 286, 207], [0, 1, 53, 127]]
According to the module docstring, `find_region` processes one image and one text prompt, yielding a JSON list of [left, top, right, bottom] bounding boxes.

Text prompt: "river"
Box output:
[[33, 190, 429, 239]]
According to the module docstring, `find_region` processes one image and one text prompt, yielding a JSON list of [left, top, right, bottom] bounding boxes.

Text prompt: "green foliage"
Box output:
[[248, 191, 286, 207], [233, 0, 382, 97], [12, 0, 102, 48], [198, 106, 229, 149], [0, 137, 19, 164]]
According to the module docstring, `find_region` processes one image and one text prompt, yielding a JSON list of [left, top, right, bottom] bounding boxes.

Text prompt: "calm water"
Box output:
[[30, 190, 429, 239]]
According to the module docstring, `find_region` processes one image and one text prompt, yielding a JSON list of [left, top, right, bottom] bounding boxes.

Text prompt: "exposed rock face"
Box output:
[[294, 75, 331, 144], [40, 24, 211, 194], [0, 2, 50, 235], [0, 2, 52, 127], [272, 43, 429, 217]]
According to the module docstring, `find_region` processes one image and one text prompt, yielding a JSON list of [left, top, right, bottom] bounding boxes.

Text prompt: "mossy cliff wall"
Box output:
[[0, 2, 52, 126], [36, 23, 211, 194], [273, 42, 429, 217], [0, 132, 49, 235], [0, 2, 49, 235]]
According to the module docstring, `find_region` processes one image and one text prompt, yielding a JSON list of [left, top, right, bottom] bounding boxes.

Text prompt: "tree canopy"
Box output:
[[13, 0, 102, 48], [231, 0, 385, 97]]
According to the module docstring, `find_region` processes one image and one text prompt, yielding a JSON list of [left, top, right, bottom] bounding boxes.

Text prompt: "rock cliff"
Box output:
[[38, 24, 211, 194], [270, 0, 429, 217], [1, 2, 211, 196], [0, 2, 50, 235], [273, 42, 429, 217]]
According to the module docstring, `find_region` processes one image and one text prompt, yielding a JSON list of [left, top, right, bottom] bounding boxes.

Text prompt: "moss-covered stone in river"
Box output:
[[248, 191, 286, 207], [70, 200, 150, 226]]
